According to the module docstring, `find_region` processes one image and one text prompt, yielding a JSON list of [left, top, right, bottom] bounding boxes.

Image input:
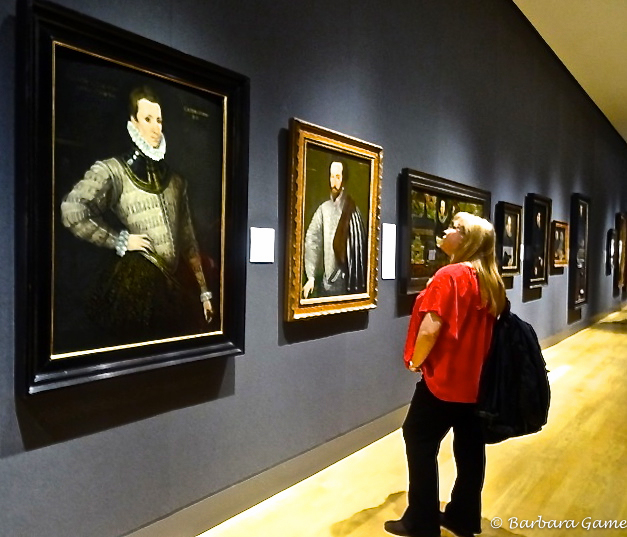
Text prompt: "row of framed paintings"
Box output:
[[15, 1, 619, 396], [397, 170, 592, 308], [18, 2, 383, 393], [495, 193, 590, 309]]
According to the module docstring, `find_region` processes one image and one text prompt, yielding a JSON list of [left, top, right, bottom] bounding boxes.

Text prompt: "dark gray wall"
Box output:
[[1, 1, 626, 536]]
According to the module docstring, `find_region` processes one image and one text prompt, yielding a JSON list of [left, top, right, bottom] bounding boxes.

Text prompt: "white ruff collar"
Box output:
[[127, 121, 166, 161]]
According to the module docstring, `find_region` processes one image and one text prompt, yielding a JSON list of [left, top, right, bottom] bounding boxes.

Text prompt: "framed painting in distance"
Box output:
[[284, 118, 382, 321], [613, 212, 627, 296], [399, 169, 491, 294], [15, 1, 249, 394], [606, 228, 616, 276], [495, 202, 522, 276], [568, 194, 590, 308], [550, 220, 569, 269], [523, 194, 552, 289]]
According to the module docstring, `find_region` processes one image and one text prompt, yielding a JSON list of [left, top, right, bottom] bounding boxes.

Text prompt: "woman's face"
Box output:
[[440, 222, 464, 257]]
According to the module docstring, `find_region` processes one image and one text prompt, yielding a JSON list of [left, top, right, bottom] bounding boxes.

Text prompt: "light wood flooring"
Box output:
[[197, 308, 627, 537]]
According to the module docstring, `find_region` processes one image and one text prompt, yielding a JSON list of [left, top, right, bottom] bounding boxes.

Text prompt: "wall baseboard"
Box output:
[[125, 303, 627, 537], [125, 405, 409, 537], [540, 302, 627, 350]]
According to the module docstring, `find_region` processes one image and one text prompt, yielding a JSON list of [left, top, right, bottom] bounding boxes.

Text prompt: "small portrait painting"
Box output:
[[495, 202, 522, 276], [551, 220, 569, 268]]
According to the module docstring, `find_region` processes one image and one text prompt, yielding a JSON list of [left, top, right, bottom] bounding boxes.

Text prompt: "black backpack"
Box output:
[[476, 299, 551, 444]]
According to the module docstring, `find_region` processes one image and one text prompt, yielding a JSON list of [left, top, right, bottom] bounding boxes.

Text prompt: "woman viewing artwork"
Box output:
[[385, 212, 506, 537]]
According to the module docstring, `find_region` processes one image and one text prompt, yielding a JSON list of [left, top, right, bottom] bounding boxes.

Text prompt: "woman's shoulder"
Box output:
[[435, 262, 473, 278]]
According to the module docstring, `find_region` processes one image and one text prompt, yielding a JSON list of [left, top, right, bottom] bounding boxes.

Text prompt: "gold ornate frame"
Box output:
[[284, 119, 382, 321], [550, 220, 570, 269]]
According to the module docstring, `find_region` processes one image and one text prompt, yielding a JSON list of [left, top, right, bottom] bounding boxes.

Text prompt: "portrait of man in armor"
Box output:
[[59, 85, 216, 349], [61, 86, 213, 346], [53, 57, 224, 356]]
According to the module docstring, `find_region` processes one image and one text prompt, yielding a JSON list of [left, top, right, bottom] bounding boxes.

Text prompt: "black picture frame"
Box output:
[[523, 194, 552, 289], [399, 169, 491, 294], [15, 1, 249, 394], [568, 194, 590, 308], [495, 202, 522, 276]]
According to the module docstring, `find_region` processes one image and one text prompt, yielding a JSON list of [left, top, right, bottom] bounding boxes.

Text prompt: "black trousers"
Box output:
[[401, 380, 485, 536]]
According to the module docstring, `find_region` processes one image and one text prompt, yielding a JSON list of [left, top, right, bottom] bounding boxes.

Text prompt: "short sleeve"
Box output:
[[417, 269, 462, 339], [403, 291, 426, 366]]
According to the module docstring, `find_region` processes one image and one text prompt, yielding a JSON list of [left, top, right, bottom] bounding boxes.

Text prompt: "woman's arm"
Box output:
[[408, 311, 443, 372]]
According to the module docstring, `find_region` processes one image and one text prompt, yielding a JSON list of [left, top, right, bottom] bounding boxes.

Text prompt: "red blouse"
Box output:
[[403, 263, 496, 403]]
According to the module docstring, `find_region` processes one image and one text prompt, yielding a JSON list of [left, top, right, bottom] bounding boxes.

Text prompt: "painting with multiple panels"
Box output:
[[399, 169, 491, 294]]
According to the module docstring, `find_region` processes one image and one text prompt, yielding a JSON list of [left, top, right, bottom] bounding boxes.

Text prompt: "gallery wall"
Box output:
[[0, 0, 626, 536]]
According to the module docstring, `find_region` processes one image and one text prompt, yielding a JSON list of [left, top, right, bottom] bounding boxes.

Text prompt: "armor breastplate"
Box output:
[[105, 155, 184, 272]]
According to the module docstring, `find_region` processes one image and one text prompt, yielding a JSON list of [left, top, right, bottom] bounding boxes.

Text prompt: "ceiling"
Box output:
[[512, 0, 627, 144]]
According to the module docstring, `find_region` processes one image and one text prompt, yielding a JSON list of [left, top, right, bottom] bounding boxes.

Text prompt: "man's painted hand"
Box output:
[[302, 277, 315, 299]]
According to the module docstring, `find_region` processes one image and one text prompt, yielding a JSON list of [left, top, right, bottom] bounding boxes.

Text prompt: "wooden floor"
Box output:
[[197, 308, 627, 537]]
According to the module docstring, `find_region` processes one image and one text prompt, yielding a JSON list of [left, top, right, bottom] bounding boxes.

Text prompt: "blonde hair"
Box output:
[[449, 212, 506, 316]]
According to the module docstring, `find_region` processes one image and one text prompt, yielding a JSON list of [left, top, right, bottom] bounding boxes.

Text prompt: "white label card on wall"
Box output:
[[249, 227, 275, 263], [381, 223, 396, 280]]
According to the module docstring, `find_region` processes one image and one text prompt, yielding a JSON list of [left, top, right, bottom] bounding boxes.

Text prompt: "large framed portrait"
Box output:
[[523, 194, 552, 289], [568, 194, 590, 308], [284, 119, 382, 321], [15, 1, 249, 393], [495, 202, 522, 276], [614, 212, 627, 296], [550, 220, 569, 269], [399, 169, 491, 294]]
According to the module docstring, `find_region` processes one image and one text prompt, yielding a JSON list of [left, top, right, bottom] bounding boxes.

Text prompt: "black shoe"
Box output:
[[439, 512, 475, 537], [384, 520, 413, 536]]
